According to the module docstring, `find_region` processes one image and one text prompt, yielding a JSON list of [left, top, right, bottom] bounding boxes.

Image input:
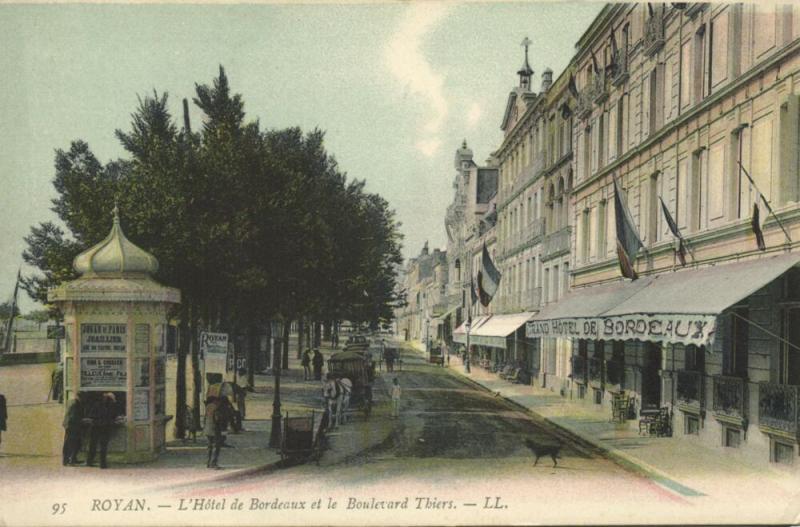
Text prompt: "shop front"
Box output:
[[527, 253, 800, 465]]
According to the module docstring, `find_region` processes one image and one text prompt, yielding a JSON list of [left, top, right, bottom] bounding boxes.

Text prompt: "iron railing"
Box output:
[[758, 382, 799, 436], [713, 375, 748, 420]]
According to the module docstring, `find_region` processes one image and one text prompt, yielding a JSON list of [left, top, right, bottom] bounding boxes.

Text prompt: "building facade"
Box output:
[[526, 2, 800, 469]]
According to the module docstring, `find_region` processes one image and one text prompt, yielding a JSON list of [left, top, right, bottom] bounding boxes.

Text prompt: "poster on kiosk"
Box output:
[[200, 331, 229, 393]]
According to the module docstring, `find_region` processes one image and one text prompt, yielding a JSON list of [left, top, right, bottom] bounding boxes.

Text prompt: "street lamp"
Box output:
[[268, 318, 284, 449], [464, 318, 472, 373]]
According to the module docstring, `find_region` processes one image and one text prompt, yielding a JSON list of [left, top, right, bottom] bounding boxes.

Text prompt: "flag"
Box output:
[[477, 244, 502, 307], [613, 178, 643, 280], [752, 189, 766, 251], [659, 196, 687, 266], [647, 2, 654, 17], [568, 73, 579, 99]]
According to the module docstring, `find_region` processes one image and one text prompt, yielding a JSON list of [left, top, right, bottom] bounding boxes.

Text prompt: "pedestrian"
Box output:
[[62, 392, 84, 466], [49, 366, 64, 403], [301, 348, 312, 381], [204, 396, 225, 469], [235, 368, 248, 425], [0, 393, 6, 450], [312, 348, 324, 381], [386, 348, 395, 372], [86, 393, 120, 469], [390, 377, 401, 419], [322, 374, 340, 428]]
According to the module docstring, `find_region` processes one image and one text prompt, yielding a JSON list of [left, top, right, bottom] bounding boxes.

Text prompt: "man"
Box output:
[[86, 393, 120, 469], [391, 377, 402, 419], [301, 349, 312, 381], [204, 395, 226, 469], [235, 368, 248, 426], [312, 348, 324, 381], [62, 392, 84, 466]]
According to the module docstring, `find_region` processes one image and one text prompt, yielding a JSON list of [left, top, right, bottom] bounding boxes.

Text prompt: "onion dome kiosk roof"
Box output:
[[48, 206, 180, 463]]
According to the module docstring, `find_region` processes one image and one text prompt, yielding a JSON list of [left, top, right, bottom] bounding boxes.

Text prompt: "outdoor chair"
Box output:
[[610, 392, 630, 423], [506, 367, 522, 383]]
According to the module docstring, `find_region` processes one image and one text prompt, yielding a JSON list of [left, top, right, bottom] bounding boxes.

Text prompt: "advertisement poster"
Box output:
[[80, 357, 126, 388], [80, 324, 126, 354]]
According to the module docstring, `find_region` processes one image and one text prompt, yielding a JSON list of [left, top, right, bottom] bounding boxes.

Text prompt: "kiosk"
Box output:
[[48, 207, 180, 463]]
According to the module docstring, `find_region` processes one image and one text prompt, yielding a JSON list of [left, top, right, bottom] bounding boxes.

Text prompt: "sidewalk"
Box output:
[[404, 341, 800, 502]]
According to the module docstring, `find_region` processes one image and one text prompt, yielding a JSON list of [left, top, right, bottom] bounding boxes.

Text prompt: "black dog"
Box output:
[[524, 438, 561, 467]]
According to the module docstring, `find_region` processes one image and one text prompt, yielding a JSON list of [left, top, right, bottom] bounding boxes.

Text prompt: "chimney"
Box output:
[[541, 68, 553, 92]]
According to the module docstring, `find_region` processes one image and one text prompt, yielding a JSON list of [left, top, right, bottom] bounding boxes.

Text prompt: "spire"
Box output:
[[517, 37, 534, 90]]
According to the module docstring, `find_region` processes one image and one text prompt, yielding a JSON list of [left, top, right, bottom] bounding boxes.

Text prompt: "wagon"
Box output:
[[280, 410, 325, 464], [343, 335, 370, 352], [327, 350, 375, 417]]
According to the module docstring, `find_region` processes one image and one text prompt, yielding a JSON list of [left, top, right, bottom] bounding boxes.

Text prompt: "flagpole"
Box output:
[[737, 160, 792, 244]]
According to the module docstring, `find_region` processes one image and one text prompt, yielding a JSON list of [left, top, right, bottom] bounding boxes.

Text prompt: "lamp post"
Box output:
[[465, 319, 472, 373], [268, 318, 284, 449]]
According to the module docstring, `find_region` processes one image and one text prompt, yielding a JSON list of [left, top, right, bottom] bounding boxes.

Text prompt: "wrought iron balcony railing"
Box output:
[[677, 370, 704, 407], [758, 382, 799, 437], [713, 375, 748, 420], [610, 45, 629, 87], [643, 10, 665, 56]]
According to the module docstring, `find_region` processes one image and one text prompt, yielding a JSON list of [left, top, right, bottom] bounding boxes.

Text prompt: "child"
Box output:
[[390, 378, 401, 419]]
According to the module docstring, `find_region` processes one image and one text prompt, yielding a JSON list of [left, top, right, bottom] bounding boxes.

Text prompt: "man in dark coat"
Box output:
[[204, 396, 229, 469], [312, 348, 324, 380], [87, 392, 120, 468], [62, 392, 84, 466]]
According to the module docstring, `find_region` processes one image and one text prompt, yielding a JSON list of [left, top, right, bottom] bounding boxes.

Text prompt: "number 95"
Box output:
[[52, 503, 67, 515]]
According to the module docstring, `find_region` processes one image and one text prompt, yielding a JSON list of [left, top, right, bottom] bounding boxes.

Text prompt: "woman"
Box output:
[[312, 348, 324, 381], [301, 349, 312, 381]]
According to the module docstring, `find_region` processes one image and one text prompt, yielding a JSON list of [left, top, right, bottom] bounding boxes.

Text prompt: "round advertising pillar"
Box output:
[[48, 207, 180, 463]]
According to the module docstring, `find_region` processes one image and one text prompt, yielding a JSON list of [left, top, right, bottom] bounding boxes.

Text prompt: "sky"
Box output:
[[0, 1, 603, 311]]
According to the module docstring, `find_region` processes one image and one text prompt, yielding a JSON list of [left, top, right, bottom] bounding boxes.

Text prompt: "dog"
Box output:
[[524, 438, 562, 467]]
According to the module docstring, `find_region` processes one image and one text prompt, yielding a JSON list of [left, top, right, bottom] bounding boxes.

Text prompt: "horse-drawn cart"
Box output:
[[280, 411, 325, 464], [327, 350, 375, 418]]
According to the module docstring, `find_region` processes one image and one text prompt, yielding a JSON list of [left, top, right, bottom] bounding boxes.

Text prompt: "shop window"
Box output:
[[724, 427, 741, 448], [578, 384, 586, 399], [725, 308, 749, 378], [685, 415, 700, 435], [593, 388, 603, 405], [780, 308, 800, 385], [685, 344, 705, 372], [772, 440, 794, 465]]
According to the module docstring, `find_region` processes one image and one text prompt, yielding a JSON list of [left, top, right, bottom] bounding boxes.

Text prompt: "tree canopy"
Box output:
[[22, 66, 404, 329]]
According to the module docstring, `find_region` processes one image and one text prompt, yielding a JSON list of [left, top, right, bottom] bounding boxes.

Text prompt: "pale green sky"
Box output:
[[0, 1, 603, 310]]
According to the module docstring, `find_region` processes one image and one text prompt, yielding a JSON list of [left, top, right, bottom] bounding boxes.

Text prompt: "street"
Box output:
[[1, 343, 793, 525]]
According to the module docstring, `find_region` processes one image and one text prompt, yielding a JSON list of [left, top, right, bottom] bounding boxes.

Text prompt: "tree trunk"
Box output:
[[190, 301, 201, 434], [282, 321, 290, 370], [174, 302, 189, 439], [247, 324, 256, 388], [314, 321, 322, 348], [297, 318, 305, 359], [323, 321, 332, 342]]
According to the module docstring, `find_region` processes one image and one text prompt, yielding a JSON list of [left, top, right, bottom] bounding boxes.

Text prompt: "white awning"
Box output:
[[458, 312, 536, 349], [527, 253, 800, 346], [452, 315, 487, 344]]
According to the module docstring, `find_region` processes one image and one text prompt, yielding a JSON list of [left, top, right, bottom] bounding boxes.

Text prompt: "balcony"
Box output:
[[643, 11, 665, 56], [571, 355, 587, 383], [610, 45, 629, 87], [525, 217, 546, 246], [758, 382, 799, 438], [677, 370, 704, 409], [575, 88, 593, 120], [712, 375, 748, 423], [588, 357, 603, 383], [589, 69, 608, 105], [542, 226, 571, 261]]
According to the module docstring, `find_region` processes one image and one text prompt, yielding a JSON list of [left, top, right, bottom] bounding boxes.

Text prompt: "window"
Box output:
[[685, 345, 705, 372], [725, 308, 749, 378], [598, 112, 606, 168], [581, 209, 591, 263], [616, 97, 625, 156], [562, 263, 570, 297], [647, 172, 661, 245], [710, 9, 730, 89], [780, 308, 800, 385], [552, 264, 559, 302], [751, 114, 775, 202], [754, 4, 777, 58], [773, 440, 794, 465], [597, 200, 607, 257], [690, 148, 705, 232], [606, 189, 616, 257], [724, 427, 741, 448], [708, 140, 726, 222], [693, 25, 708, 103], [680, 39, 692, 110], [582, 126, 592, 180], [544, 268, 550, 303]]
